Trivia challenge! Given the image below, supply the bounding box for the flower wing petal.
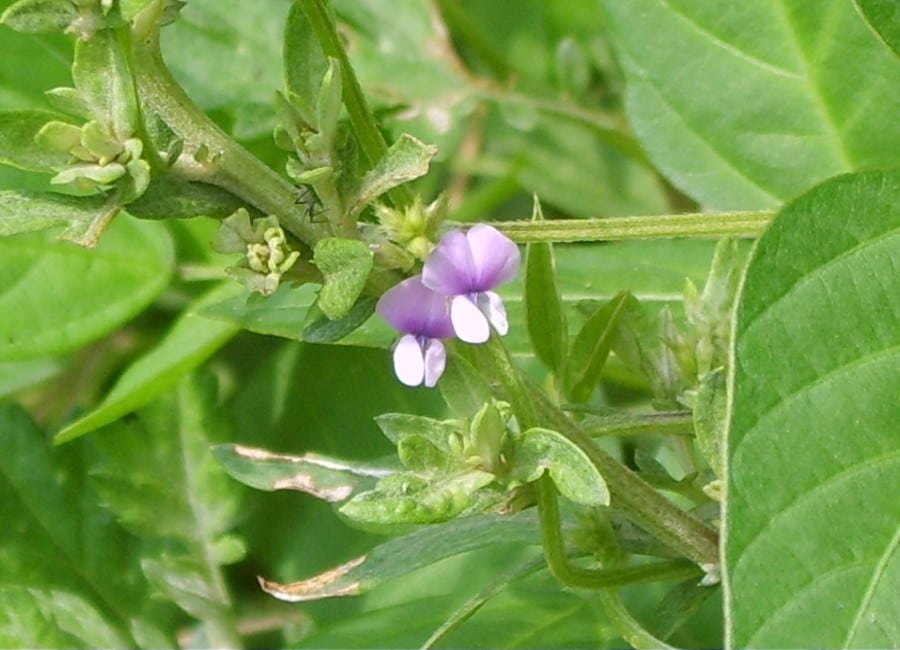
[422,229,475,295]
[422,339,447,387]
[479,290,509,336]
[465,224,520,290]
[377,276,452,337]
[393,334,425,386]
[450,295,490,343]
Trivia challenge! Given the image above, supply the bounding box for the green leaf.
[72,31,136,138]
[90,372,244,647]
[692,367,726,478]
[313,237,374,320]
[512,427,610,506]
[283,0,329,117]
[854,0,900,57]
[375,412,459,448]
[302,294,378,343]
[348,133,438,216]
[0,404,158,647]
[600,0,900,208]
[212,443,387,502]
[725,170,900,648]
[0,0,76,33]
[258,510,541,601]
[0,587,127,648]
[524,198,567,374]
[0,110,75,172]
[54,283,240,443]
[563,291,630,402]
[0,215,174,360]
[339,470,495,525]
[125,174,248,220]
[0,356,63,398]
[438,353,494,418]
[0,190,113,237]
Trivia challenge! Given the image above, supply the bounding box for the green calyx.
[375,193,446,262]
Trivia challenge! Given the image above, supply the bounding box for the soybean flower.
[376,276,454,387]
[422,224,520,343]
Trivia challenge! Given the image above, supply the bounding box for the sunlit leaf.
[725,170,900,648]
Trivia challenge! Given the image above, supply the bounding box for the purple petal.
[422,229,476,295]
[422,338,446,387]
[465,225,520,291]
[377,276,454,338]
[393,334,425,386]
[450,295,490,343]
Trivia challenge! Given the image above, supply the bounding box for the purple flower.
[422,224,520,343]
[376,276,454,387]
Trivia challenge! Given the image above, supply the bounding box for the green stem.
[460,336,719,566]
[595,588,675,650]
[536,475,701,589]
[491,210,773,243]
[299,0,414,208]
[576,410,695,438]
[129,27,328,246]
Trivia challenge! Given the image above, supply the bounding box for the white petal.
[450,295,490,343]
[479,291,509,335]
[393,334,425,386]
[422,339,447,387]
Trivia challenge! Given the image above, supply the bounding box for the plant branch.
[490,210,773,242]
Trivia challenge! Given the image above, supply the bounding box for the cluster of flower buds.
[376,224,520,387]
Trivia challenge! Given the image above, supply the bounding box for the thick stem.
[130,27,328,246]
[461,336,719,566]
[577,410,695,438]
[492,210,773,243]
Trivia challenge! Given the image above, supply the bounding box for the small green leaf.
[524,197,567,375]
[0,0,76,34]
[0,190,112,237]
[259,510,541,601]
[348,134,437,216]
[339,470,495,525]
[0,110,75,172]
[316,57,343,146]
[692,368,726,479]
[125,174,248,220]
[513,427,610,507]
[72,31,136,139]
[854,0,900,57]
[0,215,173,361]
[302,294,379,343]
[283,1,329,119]
[397,434,455,473]
[54,283,240,443]
[375,412,459,448]
[563,291,630,402]
[726,170,900,648]
[313,237,374,320]
[212,443,386,502]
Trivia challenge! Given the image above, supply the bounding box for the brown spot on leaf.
[271,473,354,502]
[258,555,367,602]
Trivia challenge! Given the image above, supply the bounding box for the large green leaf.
[90,372,245,646]
[0,404,167,647]
[0,214,173,360]
[854,0,900,57]
[55,283,240,443]
[725,170,900,647]
[600,0,900,209]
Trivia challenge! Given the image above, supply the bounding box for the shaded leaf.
[600,0,900,208]
[212,443,388,502]
[260,510,541,601]
[854,0,900,57]
[0,109,74,172]
[0,190,111,237]
[0,214,173,360]
[54,283,241,443]
[725,170,900,648]
[283,1,329,114]
[524,197,566,374]
[563,291,629,402]
[313,237,374,320]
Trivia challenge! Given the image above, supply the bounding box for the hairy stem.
[492,210,773,242]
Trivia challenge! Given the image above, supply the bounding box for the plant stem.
[595,587,676,650]
[536,475,701,589]
[460,336,719,566]
[129,27,328,246]
[299,0,414,208]
[576,410,695,438]
[491,210,773,242]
